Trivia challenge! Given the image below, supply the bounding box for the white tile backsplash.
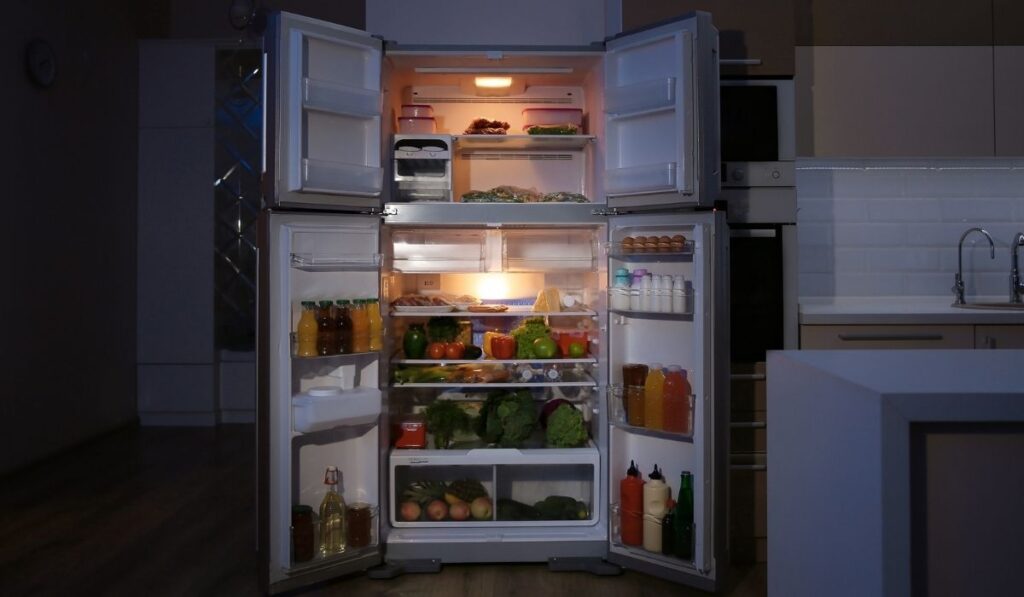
[797,158,1024,298]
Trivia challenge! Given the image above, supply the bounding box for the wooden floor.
[0,426,765,596]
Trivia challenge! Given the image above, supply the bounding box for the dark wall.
[139,0,366,38]
[1,0,140,473]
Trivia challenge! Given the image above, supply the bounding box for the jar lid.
[307,386,342,396]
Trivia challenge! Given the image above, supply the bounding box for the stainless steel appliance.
[392,134,453,202]
[719,78,795,190]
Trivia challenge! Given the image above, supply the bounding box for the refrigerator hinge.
[592,208,622,217]
[379,207,398,219]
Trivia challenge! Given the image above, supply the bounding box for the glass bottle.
[351,299,370,353]
[674,471,694,560]
[662,365,691,434]
[644,364,666,430]
[334,299,354,354]
[661,499,677,556]
[297,301,318,357]
[316,300,338,356]
[367,298,383,352]
[319,466,347,556]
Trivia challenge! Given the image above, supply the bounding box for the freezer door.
[604,210,729,590]
[603,12,720,211]
[265,12,385,211]
[258,211,385,593]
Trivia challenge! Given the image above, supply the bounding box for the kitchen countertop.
[799,296,1024,325]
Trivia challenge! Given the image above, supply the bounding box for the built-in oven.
[720,78,795,189]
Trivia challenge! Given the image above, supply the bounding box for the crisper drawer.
[390,447,600,528]
[799,324,974,350]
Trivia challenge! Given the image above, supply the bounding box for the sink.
[952,302,1024,310]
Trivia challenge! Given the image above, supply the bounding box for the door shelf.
[608,421,694,443]
[608,504,695,569]
[303,77,380,118]
[302,158,383,197]
[608,240,695,261]
[605,162,677,196]
[454,134,595,152]
[604,77,676,117]
[284,534,379,575]
[608,386,694,442]
[292,387,381,433]
[290,252,382,271]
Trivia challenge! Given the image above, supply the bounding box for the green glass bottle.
[674,471,694,560]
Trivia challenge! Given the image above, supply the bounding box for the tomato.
[567,341,586,358]
[532,337,558,359]
[444,342,465,360]
[491,335,516,360]
[426,342,447,360]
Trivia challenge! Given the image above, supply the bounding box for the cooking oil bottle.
[319,466,346,556]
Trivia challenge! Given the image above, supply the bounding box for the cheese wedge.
[533,288,561,312]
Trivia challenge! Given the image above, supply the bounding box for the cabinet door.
[622,0,795,76]
[265,12,384,211]
[994,47,1024,156]
[604,12,719,210]
[975,325,1024,349]
[800,324,974,350]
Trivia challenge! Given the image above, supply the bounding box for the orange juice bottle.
[297,301,318,357]
[644,364,665,430]
[351,299,370,353]
[367,298,383,352]
[662,365,692,434]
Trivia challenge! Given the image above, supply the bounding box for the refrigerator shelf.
[392,357,596,366]
[390,440,599,463]
[290,252,382,271]
[392,381,597,389]
[389,308,597,318]
[291,350,380,361]
[609,308,694,319]
[454,134,595,152]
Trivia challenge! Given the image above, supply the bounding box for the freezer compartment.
[390,447,599,528]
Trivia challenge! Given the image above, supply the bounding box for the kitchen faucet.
[1011,232,1024,303]
[952,227,995,305]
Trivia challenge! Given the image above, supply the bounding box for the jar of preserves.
[291,505,315,563]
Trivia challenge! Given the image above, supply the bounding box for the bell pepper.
[491,334,516,360]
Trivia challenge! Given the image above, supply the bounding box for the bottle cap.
[649,464,663,481]
[650,363,663,371]
[318,300,333,308]
[615,268,629,276]
[627,460,640,477]
[336,299,350,305]
[667,365,682,372]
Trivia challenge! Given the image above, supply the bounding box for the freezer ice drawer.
[292,386,381,433]
[605,78,675,116]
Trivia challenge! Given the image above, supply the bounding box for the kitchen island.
[766,349,1024,597]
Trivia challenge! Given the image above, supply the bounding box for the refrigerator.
[257,10,728,595]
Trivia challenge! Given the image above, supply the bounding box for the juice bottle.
[334,300,354,354]
[622,363,648,427]
[351,299,370,353]
[319,466,346,556]
[316,300,338,356]
[367,298,383,352]
[644,364,666,430]
[619,460,644,546]
[662,365,692,434]
[296,301,318,357]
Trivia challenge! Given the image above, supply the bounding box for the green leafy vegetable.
[526,125,580,135]
[533,495,589,520]
[426,316,459,343]
[545,403,589,448]
[425,400,471,449]
[476,389,538,448]
[510,317,550,359]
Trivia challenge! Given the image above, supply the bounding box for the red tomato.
[426,342,446,360]
[445,342,465,360]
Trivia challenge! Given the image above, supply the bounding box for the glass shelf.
[392,357,596,366]
[454,134,595,151]
[389,308,597,318]
[394,381,597,389]
[290,252,382,272]
[608,308,693,319]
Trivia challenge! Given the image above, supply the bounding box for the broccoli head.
[545,403,588,448]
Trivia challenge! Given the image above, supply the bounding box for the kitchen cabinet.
[802,324,1024,349]
[994,47,1024,156]
[794,0,992,46]
[975,325,1024,349]
[794,46,994,157]
[622,0,795,76]
[994,0,1024,44]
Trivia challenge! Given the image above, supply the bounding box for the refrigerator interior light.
[474,76,513,89]
[476,273,513,300]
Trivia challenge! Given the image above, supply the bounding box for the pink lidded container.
[521,108,583,127]
[401,104,433,118]
[398,117,436,134]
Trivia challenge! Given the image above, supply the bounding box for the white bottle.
[658,275,672,312]
[641,274,654,312]
[672,275,686,313]
[642,464,670,553]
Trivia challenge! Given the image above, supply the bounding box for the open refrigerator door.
[604,210,728,591]
[258,211,385,594]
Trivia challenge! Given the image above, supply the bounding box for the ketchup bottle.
[620,460,644,546]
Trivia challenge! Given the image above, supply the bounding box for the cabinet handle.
[730,373,766,381]
[720,58,763,66]
[730,464,767,471]
[836,333,944,342]
[730,422,766,429]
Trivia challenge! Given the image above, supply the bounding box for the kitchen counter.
[799,296,1024,325]
[766,350,1024,597]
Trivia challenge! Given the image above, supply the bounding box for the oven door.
[729,224,797,362]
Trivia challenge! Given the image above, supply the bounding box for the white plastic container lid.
[306,386,343,397]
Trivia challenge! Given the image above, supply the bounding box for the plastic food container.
[401,104,433,118]
[394,414,427,448]
[521,108,583,126]
[398,117,436,134]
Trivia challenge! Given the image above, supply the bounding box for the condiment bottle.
[334,299,354,354]
[675,471,694,560]
[642,464,669,552]
[319,466,346,556]
[662,365,692,434]
[316,300,338,356]
[297,301,318,357]
[367,298,383,351]
[644,364,666,430]
[619,460,644,546]
[350,299,370,353]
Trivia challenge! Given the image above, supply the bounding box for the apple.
[470,496,492,521]
[399,501,421,522]
[426,499,448,521]
[449,501,471,521]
